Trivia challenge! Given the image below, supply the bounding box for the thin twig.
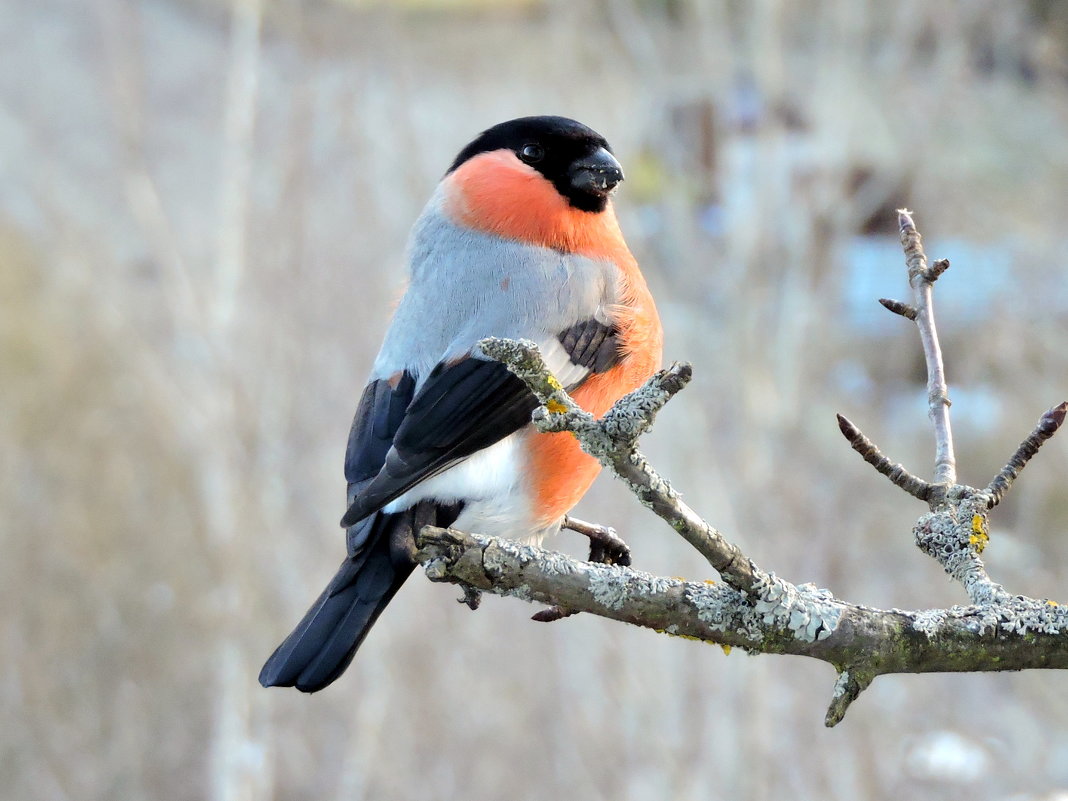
[888,213,1013,602]
[825,670,873,728]
[986,402,1068,508]
[878,298,917,320]
[836,414,932,500]
[899,209,957,488]
[477,337,766,596]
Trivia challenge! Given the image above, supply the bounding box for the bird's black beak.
[569,147,625,198]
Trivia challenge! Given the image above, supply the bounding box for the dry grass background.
[5,1,1068,799]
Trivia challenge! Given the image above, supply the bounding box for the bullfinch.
[260,116,662,692]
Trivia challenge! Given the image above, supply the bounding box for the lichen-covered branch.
[415,526,1068,724]
[419,213,1068,728]
[911,489,1011,606]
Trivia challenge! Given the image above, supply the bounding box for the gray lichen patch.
[911,608,949,638]
[479,536,540,580]
[481,534,578,577]
[684,581,765,642]
[476,337,547,388]
[538,550,580,576]
[587,564,681,610]
[831,670,851,699]
[598,379,675,441]
[750,573,843,642]
[911,598,1068,639]
[531,404,593,436]
[981,597,1068,637]
[913,492,1011,605]
[571,424,616,465]
[626,451,680,502]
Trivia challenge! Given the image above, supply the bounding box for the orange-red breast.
[260,116,662,692]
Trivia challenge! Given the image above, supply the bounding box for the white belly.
[382,433,559,542]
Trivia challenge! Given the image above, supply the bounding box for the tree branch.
[415,526,1068,725]
[899,209,957,489]
[410,212,1068,727]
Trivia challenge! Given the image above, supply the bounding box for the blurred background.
[6,0,1068,798]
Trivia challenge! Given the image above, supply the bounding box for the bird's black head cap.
[447,116,623,213]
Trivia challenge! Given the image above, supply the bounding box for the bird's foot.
[533,517,630,623]
[457,584,482,611]
[563,515,632,566]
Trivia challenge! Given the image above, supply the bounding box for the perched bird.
[260,116,662,692]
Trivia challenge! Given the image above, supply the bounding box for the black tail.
[259,502,460,692]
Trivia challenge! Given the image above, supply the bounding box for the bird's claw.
[563,515,632,566]
[457,584,482,610]
[532,517,631,624]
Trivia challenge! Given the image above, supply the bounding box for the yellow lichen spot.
[720,645,732,656]
[545,375,564,392]
[1048,600,1060,607]
[657,629,705,642]
[704,579,716,585]
[970,514,989,553]
[546,398,568,414]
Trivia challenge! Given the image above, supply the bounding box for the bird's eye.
[519,143,545,164]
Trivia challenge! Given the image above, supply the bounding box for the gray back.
[373,186,620,386]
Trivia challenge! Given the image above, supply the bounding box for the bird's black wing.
[340,356,538,528]
[340,317,621,530]
[344,372,416,500]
